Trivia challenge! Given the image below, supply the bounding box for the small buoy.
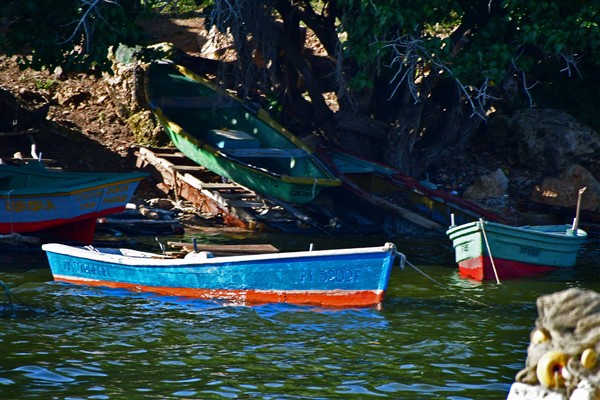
[531,329,550,344]
[536,350,568,388]
[581,348,597,369]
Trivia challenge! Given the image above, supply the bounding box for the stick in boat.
[479,218,501,285]
[571,187,587,233]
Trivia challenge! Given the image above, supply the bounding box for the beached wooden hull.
[146,61,340,204]
[319,148,507,231]
[446,221,587,280]
[0,164,146,243]
[42,243,398,307]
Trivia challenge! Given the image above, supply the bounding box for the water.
[1,231,599,399]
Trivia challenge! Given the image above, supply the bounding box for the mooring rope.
[1,280,35,315]
[479,218,501,285]
[515,288,600,392]
[394,249,491,308]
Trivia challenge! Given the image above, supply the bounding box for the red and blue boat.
[0,163,146,244]
[317,147,508,231]
[42,242,399,307]
[446,220,587,281]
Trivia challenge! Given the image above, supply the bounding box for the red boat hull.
[0,205,125,244]
[458,256,556,281]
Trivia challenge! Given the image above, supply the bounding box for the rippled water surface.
[1,232,599,399]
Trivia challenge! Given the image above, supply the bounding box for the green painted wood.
[145,61,340,204]
[447,221,587,268]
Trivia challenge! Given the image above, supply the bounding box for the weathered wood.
[170,165,209,172]
[199,182,241,189]
[135,146,260,230]
[134,146,338,234]
[363,191,443,230]
[167,241,280,256]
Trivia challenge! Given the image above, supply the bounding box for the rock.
[56,90,91,106]
[462,168,509,201]
[490,109,600,176]
[530,164,600,211]
[126,110,166,146]
[201,26,237,60]
[103,45,169,146]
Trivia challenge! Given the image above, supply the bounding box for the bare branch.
[510,56,539,108]
[380,34,498,120]
[59,0,124,53]
[560,53,583,78]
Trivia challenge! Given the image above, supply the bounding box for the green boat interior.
[149,63,328,178]
[0,166,66,190]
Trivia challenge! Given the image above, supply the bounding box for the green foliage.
[33,78,58,91]
[338,0,469,92]
[530,57,600,132]
[140,0,207,17]
[1,0,146,72]
[336,0,600,106]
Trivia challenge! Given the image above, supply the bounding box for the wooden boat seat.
[224,148,308,158]
[153,96,240,109]
[206,129,260,149]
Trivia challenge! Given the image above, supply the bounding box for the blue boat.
[42,242,399,307]
[1,163,146,244]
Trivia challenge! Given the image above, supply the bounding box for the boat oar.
[479,218,501,285]
[571,187,587,234]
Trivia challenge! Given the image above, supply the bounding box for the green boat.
[145,61,341,204]
[446,220,587,281]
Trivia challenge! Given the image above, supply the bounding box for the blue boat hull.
[42,243,398,307]
[1,164,146,243]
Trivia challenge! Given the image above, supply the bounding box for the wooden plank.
[179,172,260,228]
[134,146,263,230]
[153,152,187,159]
[218,192,258,199]
[171,165,208,172]
[167,242,280,256]
[199,182,242,189]
[137,146,178,171]
[364,190,443,230]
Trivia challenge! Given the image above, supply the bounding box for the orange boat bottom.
[54,276,386,308]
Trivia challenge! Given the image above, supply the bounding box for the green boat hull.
[146,61,340,204]
[446,221,587,280]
